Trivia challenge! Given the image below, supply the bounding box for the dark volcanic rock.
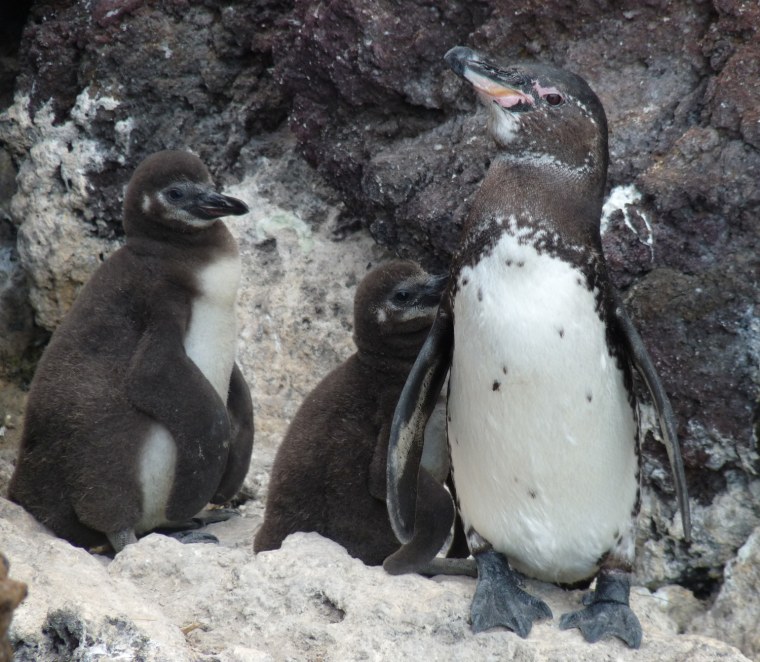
[13,0,292,233]
[274,0,491,263]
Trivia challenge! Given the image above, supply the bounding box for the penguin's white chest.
[137,253,241,532]
[448,231,638,584]
[183,254,242,399]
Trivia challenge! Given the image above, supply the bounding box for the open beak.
[445,46,533,109]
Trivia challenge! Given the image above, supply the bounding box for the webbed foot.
[191,507,240,527]
[156,507,240,534]
[471,550,552,636]
[166,530,220,545]
[559,570,642,648]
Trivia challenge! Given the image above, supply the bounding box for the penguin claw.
[559,602,642,649]
[470,550,553,636]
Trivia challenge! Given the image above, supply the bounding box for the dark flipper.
[387,309,453,544]
[383,468,460,575]
[471,549,553,636]
[559,569,642,649]
[416,557,477,577]
[612,293,691,541]
[212,362,255,504]
[446,477,471,560]
[125,300,231,521]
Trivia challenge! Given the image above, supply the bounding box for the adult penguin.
[387,48,690,648]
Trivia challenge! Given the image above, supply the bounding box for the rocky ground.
[0,1,758,660]
[0,497,755,662]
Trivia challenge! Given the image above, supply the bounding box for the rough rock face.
[0,554,26,662]
[0,0,758,659]
[1,0,291,331]
[694,526,760,657]
[0,499,753,661]
[0,553,27,662]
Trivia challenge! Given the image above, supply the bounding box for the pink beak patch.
[463,69,534,108]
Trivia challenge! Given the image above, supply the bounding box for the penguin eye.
[166,188,184,201]
[393,290,411,303]
[543,93,564,106]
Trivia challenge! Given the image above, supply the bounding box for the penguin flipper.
[387,309,453,544]
[212,362,255,504]
[612,294,691,541]
[383,467,461,575]
[125,308,231,518]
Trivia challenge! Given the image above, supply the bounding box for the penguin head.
[123,151,249,239]
[353,260,446,359]
[445,47,608,180]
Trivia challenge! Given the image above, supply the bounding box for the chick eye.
[393,290,410,303]
[544,93,564,106]
[167,188,183,200]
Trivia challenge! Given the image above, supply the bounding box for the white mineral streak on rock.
[3,91,122,330]
[601,183,654,252]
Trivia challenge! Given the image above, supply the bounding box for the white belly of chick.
[137,253,241,531]
[183,254,241,400]
[448,232,638,584]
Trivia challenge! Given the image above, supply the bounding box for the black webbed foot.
[165,530,220,545]
[156,507,240,533]
[559,570,642,649]
[471,550,553,636]
[190,507,240,527]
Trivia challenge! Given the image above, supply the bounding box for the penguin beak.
[191,191,250,219]
[418,273,448,306]
[445,46,533,109]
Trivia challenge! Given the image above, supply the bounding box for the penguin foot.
[559,570,642,649]
[157,508,240,533]
[106,528,138,554]
[165,530,220,545]
[471,550,552,636]
[191,507,240,526]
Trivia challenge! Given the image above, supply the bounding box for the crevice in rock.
[0,2,31,111]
